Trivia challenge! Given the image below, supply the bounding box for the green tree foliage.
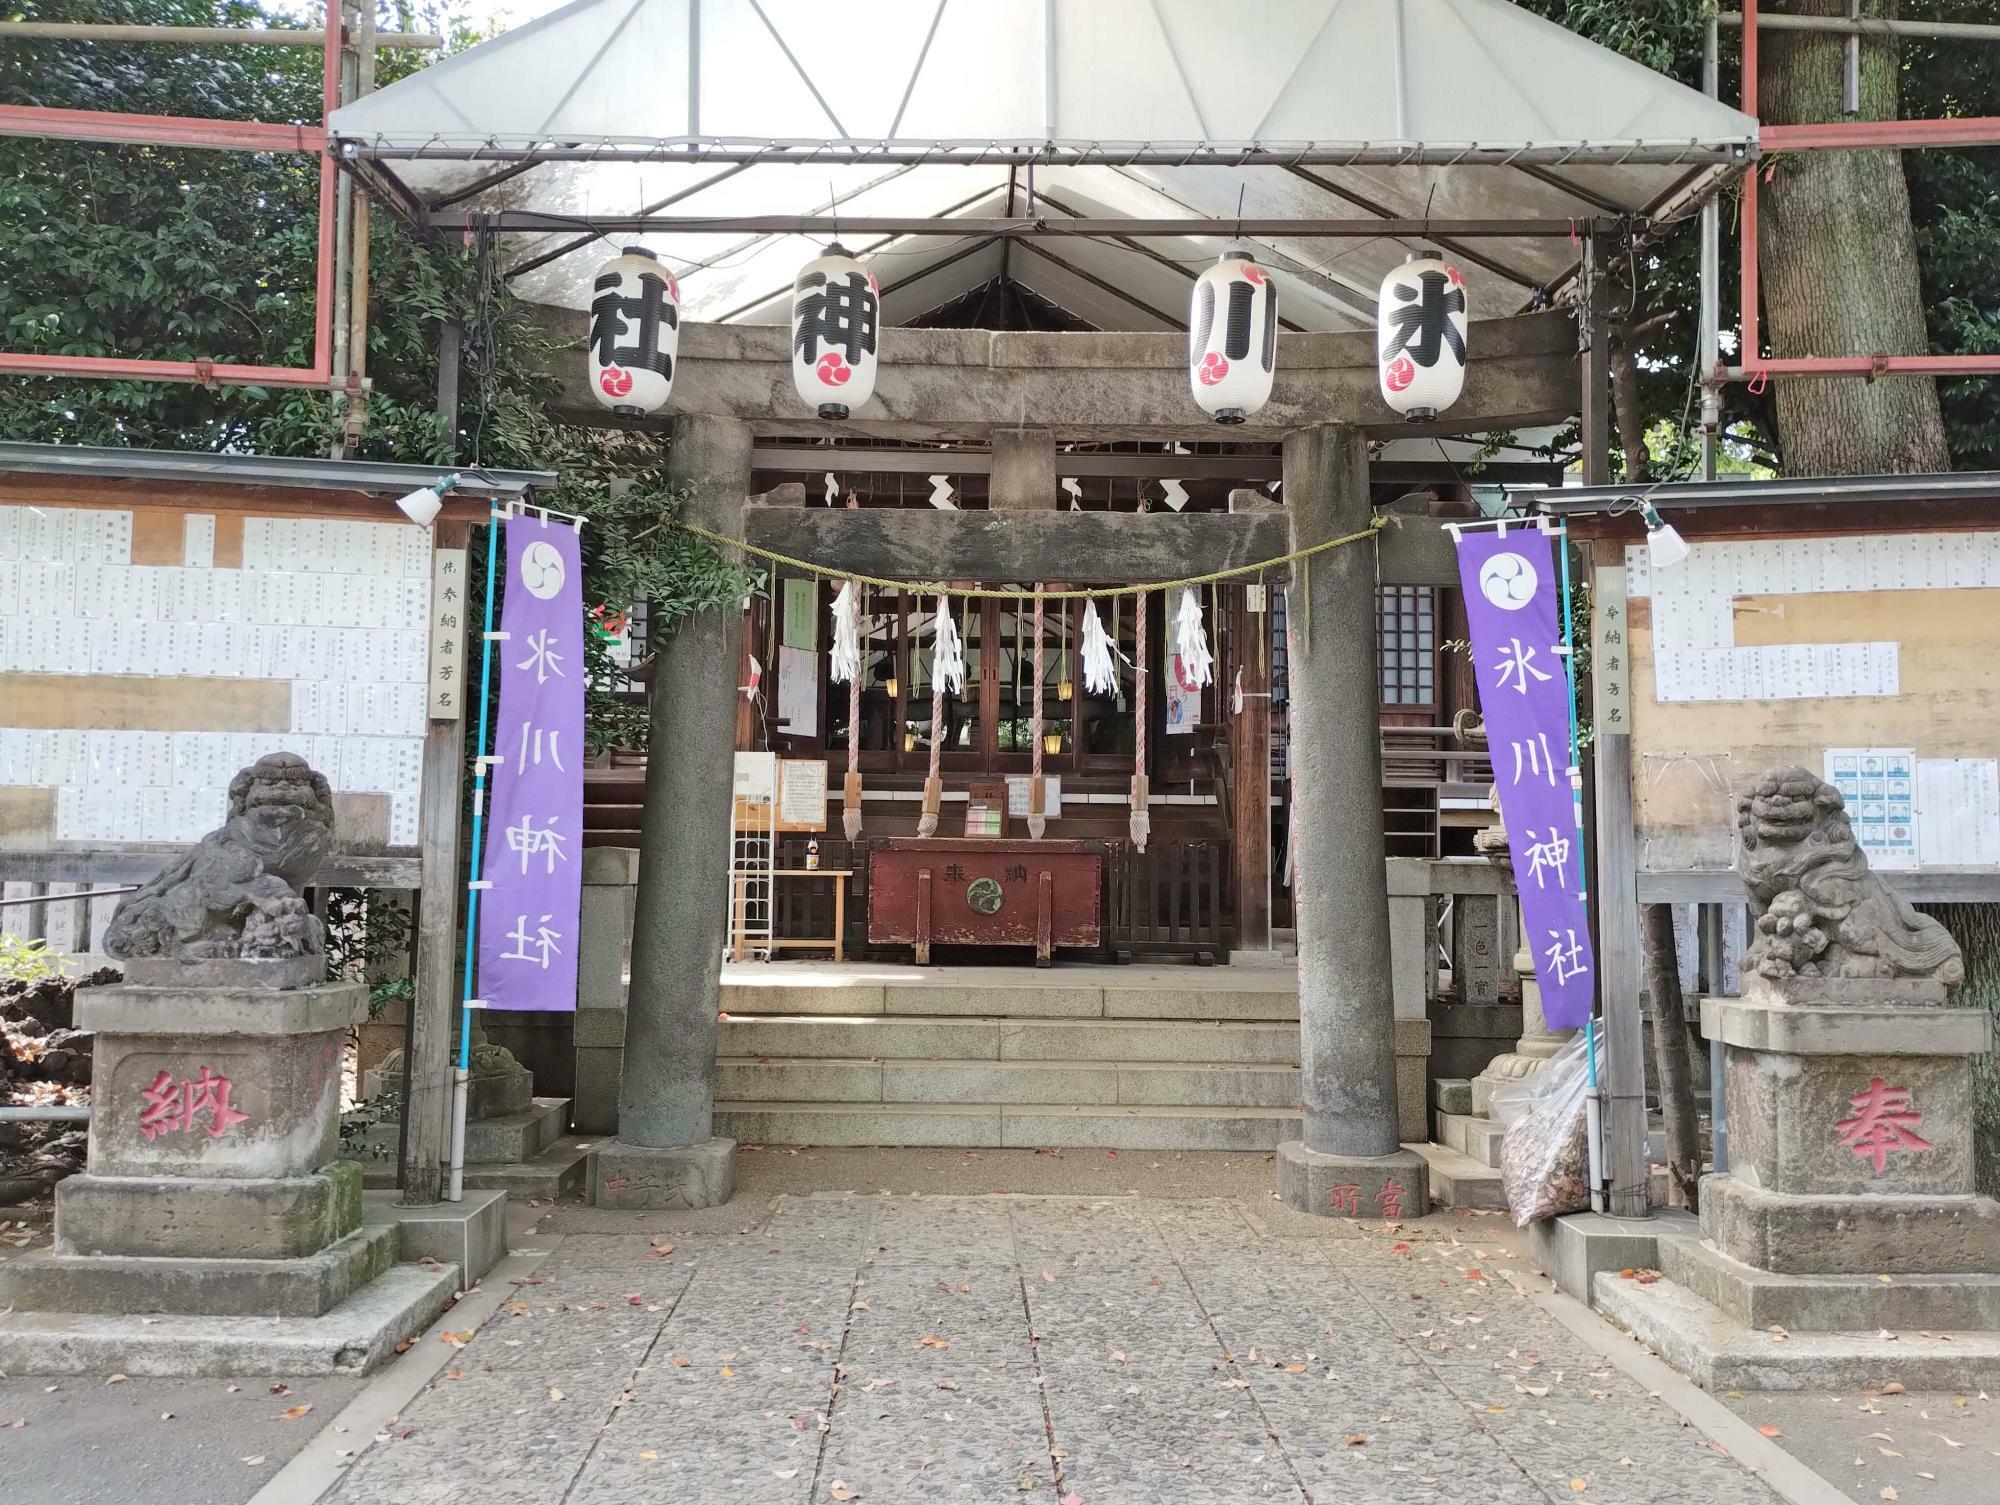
[1520,1,1998,475]
[0,0,750,746]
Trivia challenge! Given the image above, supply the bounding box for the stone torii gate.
[573,311,1581,1217]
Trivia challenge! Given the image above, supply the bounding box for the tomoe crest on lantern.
[792,244,879,420]
[588,248,679,417]
[1189,251,1277,424]
[1378,250,1467,421]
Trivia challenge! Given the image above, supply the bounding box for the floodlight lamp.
[1642,502,1689,570]
[396,472,460,528]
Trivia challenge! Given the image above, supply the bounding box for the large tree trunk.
[1642,902,1703,1211]
[1758,1,1949,474]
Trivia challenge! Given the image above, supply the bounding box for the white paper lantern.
[1189,251,1277,424]
[587,248,679,417]
[1377,250,1467,421]
[791,244,880,419]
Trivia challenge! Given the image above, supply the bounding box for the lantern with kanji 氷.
[587,248,679,417]
[1377,250,1468,421]
[791,244,880,419]
[1189,250,1277,424]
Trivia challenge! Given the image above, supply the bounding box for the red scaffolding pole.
[0,20,340,390]
[1732,0,2000,384]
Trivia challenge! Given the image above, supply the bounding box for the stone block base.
[1434,1077,1474,1116]
[1701,1173,2000,1276]
[1594,1268,2000,1392]
[0,1263,458,1377]
[1662,1233,2000,1333]
[363,1188,507,1284]
[591,1137,736,1209]
[1274,1141,1430,1220]
[0,1223,397,1319]
[1527,1209,1701,1306]
[54,1161,361,1260]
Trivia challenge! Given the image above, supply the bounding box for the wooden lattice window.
[1376,585,1437,709]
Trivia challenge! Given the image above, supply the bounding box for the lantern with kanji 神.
[791,244,879,419]
[1189,250,1277,424]
[1378,250,1467,421]
[587,248,679,417]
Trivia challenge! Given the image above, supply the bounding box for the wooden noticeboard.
[1612,529,2000,884]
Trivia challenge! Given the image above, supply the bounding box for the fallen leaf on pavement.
[1346,1435,1368,1446]
[1757,1424,1782,1438]
[936,1380,959,1391]
[104,1374,128,1385]
[279,1405,313,1420]
[240,1456,265,1467]
[831,1482,861,1500]
[440,1331,473,1347]
[549,1388,566,1402]
[1060,1494,1082,1505]
[1042,1271,1055,1283]
[1570,1480,1587,1494]
[917,1334,951,1350]
[1881,1490,1899,1501]
[672,1356,692,1367]
[640,1450,658,1461]
[1935,1433,1964,1449]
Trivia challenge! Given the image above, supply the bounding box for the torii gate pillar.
[593,414,751,1209]
[1275,424,1430,1220]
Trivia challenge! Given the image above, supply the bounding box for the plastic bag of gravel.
[1498,1031,1599,1227]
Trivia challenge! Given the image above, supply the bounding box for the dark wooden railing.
[1106,840,1229,963]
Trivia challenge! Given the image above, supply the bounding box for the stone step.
[0,1262,460,1378]
[714,1100,1299,1151]
[1593,1270,2000,1392]
[1434,1109,1506,1168]
[718,1014,1301,1064]
[720,970,1300,1021]
[1411,1141,1508,1211]
[716,1056,1301,1108]
[357,1136,593,1201]
[462,1096,569,1164]
[460,1137,593,1202]
[0,1223,399,1320]
[1661,1233,2000,1334]
[1434,1077,1474,1116]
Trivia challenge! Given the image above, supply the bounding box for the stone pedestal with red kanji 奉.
[1698,976,1998,1278]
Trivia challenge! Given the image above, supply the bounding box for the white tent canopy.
[331,0,1755,333]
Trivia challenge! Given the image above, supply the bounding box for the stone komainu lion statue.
[104,753,335,962]
[1737,766,1963,990]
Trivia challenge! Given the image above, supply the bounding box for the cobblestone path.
[322,1197,1788,1505]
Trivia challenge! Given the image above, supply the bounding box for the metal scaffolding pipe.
[1719,10,2000,43]
[0,22,440,47]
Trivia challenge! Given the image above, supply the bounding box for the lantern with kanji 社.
[791,244,879,419]
[1377,250,1467,421]
[587,248,679,417]
[1189,251,1277,424]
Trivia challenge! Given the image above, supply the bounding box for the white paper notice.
[1005,774,1061,819]
[1916,758,2000,868]
[777,758,828,830]
[776,644,819,737]
[1824,747,1919,870]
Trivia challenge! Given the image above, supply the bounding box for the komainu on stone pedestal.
[102,753,334,962]
[1736,766,1963,988]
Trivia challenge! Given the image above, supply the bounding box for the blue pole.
[457,510,504,1075]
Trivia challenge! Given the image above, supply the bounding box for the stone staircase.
[713,967,1311,1151]
[1416,1075,1509,1210]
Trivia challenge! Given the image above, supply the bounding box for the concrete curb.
[1516,1269,1863,1505]
[243,1231,564,1505]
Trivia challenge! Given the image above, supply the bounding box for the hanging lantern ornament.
[1189,250,1278,424]
[588,247,679,418]
[792,243,880,420]
[1377,250,1468,421]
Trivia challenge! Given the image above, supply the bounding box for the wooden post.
[1589,555,1649,1217]
[1229,591,1272,953]
[401,517,470,1205]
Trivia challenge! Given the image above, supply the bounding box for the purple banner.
[476,514,584,1012]
[1454,527,1595,1030]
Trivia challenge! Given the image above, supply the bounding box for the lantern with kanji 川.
[587,247,679,417]
[1189,251,1277,424]
[792,244,880,419]
[1377,250,1467,421]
